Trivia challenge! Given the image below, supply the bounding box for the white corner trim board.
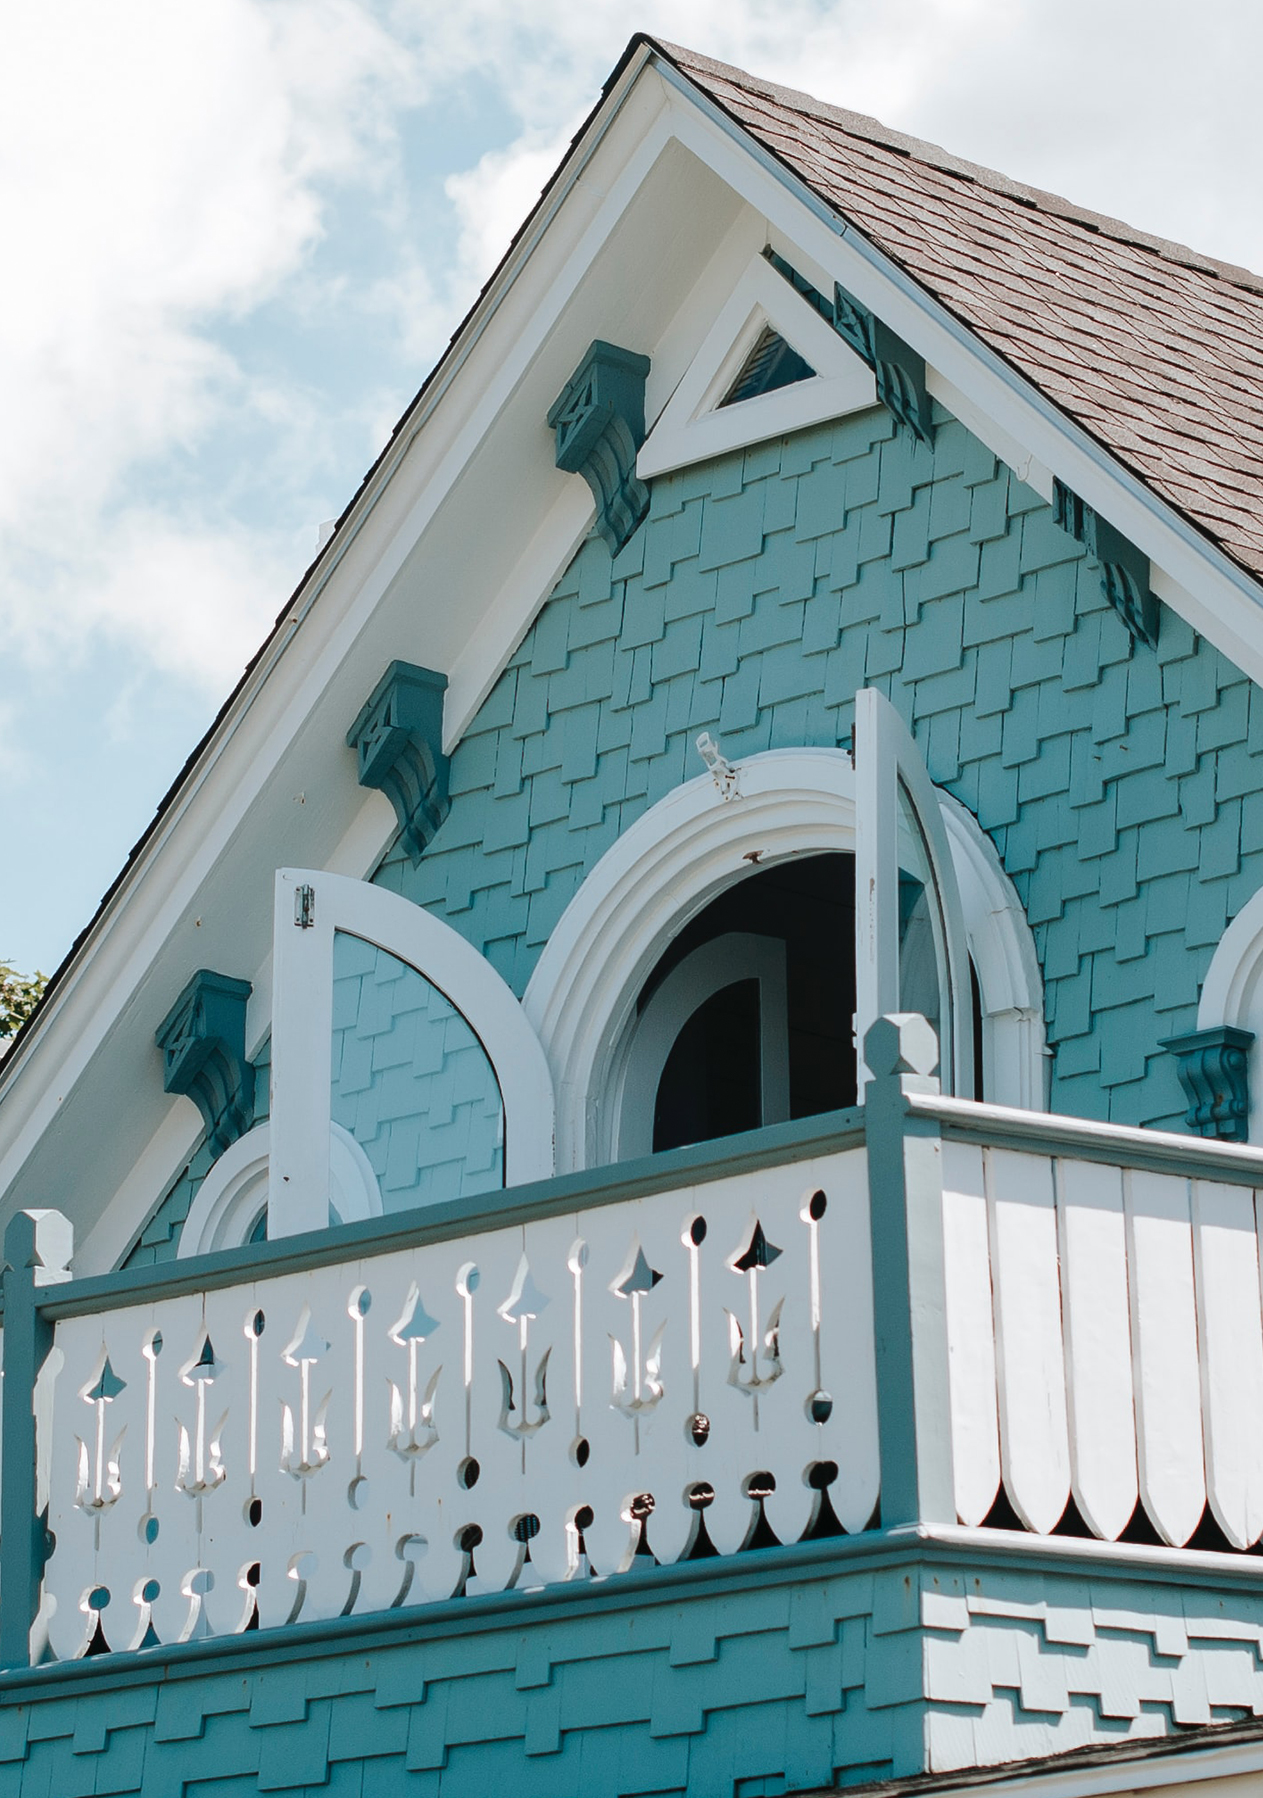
[637,250,877,478]
[177,1121,382,1258]
[524,742,1045,1172]
[269,870,555,1237]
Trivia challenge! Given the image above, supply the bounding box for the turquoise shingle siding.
[6,1545,1263,1793]
[330,931,503,1209]
[375,402,1259,1133]
[126,397,1263,1270]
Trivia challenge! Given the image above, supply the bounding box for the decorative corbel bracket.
[548,340,651,556]
[347,661,450,864]
[1054,480,1160,648]
[1162,1024,1255,1142]
[157,971,255,1157]
[763,249,933,445]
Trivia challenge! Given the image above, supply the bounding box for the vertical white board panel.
[1055,1158,1136,1541]
[941,1138,1000,1526]
[1125,1169,1205,1546]
[1192,1180,1263,1548]
[986,1147,1070,1533]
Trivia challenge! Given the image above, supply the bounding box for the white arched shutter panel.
[854,687,974,1094]
[269,869,555,1239]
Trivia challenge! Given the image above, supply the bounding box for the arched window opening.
[626,857,856,1157]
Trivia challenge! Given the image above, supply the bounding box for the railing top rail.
[32,1105,866,1324]
[917,1091,1263,1185]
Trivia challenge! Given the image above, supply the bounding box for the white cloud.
[0,0,408,687]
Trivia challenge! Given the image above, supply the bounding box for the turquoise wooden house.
[6,34,1263,1798]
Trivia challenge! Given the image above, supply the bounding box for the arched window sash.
[269,869,554,1238]
[854,687,974,1096]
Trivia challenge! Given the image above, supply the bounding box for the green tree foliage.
[0,962,47,1044]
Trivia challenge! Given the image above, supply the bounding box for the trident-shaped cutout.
[497,1256,551,1444]
[279,1308,331,1481]
[610,1239,666,1446]
[176,1332,229,1498]
[387,1283,441,1463]
[726,1218,784,1418]
[75,1351,127,1515]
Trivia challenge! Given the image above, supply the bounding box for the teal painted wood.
[331,930,503,1207]
[154,970,255,1156]
[121,1038,272,1270]
[371,402,1263,1137]
[0,1214,63,1669]
[6,1535,1263,1793]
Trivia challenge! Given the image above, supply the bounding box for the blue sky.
[4,0,1262,978]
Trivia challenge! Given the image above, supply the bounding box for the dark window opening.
[718,327,816,408]
[644,854,856,1153]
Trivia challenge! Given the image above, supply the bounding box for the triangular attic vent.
[639,252,876,480]
[719,327,815,408]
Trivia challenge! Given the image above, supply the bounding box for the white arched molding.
[524,747,1046,1172]
[177,1121,382,1258]
[616,931,790,1158]
[270,869,554,1237]
[1196,887,1263,1144]
[940,793,1049,1112]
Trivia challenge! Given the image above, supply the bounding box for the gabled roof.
[658,39,1263,582]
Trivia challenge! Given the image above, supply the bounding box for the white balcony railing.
[26,1136,875,1660]
[8,1015,1263,1668]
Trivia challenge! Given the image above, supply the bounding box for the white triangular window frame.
[638,252,877,479]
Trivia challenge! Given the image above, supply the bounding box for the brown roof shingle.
[657,39,1263,582]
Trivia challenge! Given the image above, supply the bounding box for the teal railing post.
[1,1209,73,1668]
[863,1014,955,1528]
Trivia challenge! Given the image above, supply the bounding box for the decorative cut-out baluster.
[497,1256,551,1458]
[609,1240,665,1453]
[386,1284,441,1484]
[727,1219,784,1425]
[279,1309,330,1488]
[75,1352,127,1521]
[176,1332,228,1502]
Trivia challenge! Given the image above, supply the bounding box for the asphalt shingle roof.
[658,40,1263,582]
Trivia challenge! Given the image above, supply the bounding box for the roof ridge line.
[649,36,1263,298]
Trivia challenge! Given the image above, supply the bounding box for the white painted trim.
[615,931,790,1157]
[525,745,1036,1171]
[270,870,554,1236]
[637,251,875,477]
[940,793,1048,1110]
[855,688,974,1095]
[1195,882,1263,1144]
[1198,884,1263,1031]
[176,1120,382,1258]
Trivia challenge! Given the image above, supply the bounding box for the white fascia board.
[908,1735,1263,1798]
[654,62,1263,689]
[74,1103,206,1277]
[0,59,676,1220]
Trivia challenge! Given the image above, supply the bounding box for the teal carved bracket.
[1162,1025,1255,1142]
[156,971,255,1156]
[1055,480,1160,648]
[764,248,933,445]
[347,661,450,864]
[548,341,651,556]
